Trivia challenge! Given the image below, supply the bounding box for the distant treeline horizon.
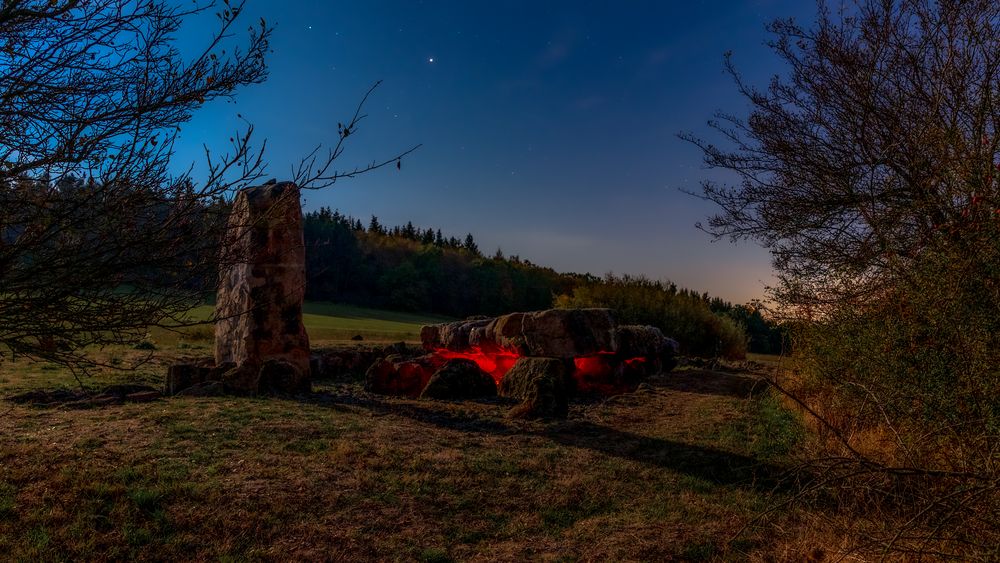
[303,207,785,357]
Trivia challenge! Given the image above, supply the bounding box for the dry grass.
[0,349,847,561]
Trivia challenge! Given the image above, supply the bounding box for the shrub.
[684,0,1000,554]
[784,234,1000,556]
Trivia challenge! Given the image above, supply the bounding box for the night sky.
[175,0,819,304]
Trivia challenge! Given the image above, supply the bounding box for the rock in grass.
[365,354,441,397]
[219,363,257,395]
[214,181,311,394]
[126,391,162,402]
[419,359,496,400]
[165,360,235,395]
[499,357,569,419]
[175,381,225,397]
[164,363,200,395]
[382,341,410,356]
[258,359,310,394]
[315,348,382,379]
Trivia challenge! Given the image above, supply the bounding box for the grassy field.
[150,302,453,347]
[0,308,841,561]
[302,302,454,342]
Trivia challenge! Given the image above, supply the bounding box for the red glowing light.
[429,348,651,395]
[573,353,616,380]
[623,357,647,368]
[433,347,521,383]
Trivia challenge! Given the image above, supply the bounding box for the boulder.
[659,342,679,373]
[467,324,490,349]
[420,359,497,400]
[365,354,442,398]
[214,181,310,394]
[382,341,410,357]
[258,359,310,394]
[164,363,202,395]
[125,391,162,403]
[164,360,235,395]
[417,309,680,398]
[364,357,396,392]
[419,324,440,349]
[520,308,616,358]
[423,319,489,351]
[574,354,650,396]
[479,312,528,353]
[614,325,668,358]
[175,381,225,397]
[220,363,258,395]
[499,357,569,419]
[614,326,679,375]
[421,318,492,351]
[422,308,617,358]
[314,348,383,378]
[88,396,121,407]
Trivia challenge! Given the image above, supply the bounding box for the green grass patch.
[27,526,50,550]
[417,547,453,563]
[680,540,718,561]
[302,302,453,341]
[0,481,16,521]
[716,391,805,461]
[282,437,329,454]
[127,487,164,514]
[151,301,452,344]
[540,499,614,532]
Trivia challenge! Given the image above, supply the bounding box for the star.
[428,57,434,63]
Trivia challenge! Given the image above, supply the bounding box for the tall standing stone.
[214,181,310,393]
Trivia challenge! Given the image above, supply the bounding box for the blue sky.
[174,0,819,304]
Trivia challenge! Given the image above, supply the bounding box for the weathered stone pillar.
[214,181,311,393]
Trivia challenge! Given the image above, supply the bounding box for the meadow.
[0,304,834,561]
[149,302,453,346]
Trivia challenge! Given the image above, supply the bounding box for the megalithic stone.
[214,181,311,393]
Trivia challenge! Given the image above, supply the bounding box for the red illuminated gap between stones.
[431,347,646,386]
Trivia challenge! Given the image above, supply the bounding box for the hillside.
[303,210,784,357]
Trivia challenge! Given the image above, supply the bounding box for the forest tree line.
[303,208,784,357]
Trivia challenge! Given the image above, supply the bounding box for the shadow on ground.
[5,369,789,492]
[304,387,786,491]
